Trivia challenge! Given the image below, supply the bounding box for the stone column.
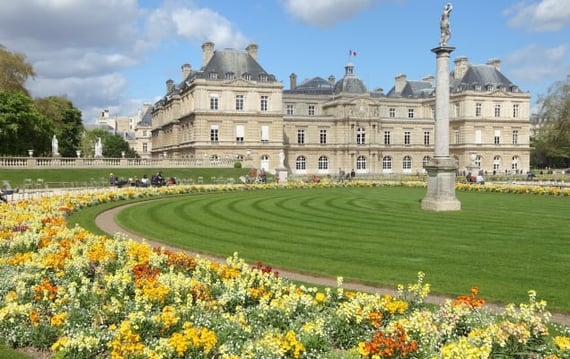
[421,46,461,211]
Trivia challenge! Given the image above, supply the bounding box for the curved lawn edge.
[90,184,570,325]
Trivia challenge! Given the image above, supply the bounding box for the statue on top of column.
[439,3,453,47]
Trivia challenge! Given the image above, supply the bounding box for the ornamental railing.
[0,157,235,169]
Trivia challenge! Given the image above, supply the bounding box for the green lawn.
[115,186,570,312]
[0,168,251,188]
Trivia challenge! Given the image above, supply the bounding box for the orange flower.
[452,286,485,309]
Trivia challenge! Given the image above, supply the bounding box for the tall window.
[286,104,294,115]
[210,95,219,110]
[142,143,148,153]
[384,131,391,145]
[402,155,412,171]
[319,129,327,144]
[308,104,315,116]
[261,125,269,142]
[423,131,430,145]
[512,104,519,118]
[512,156,519,171]
[454,103,460,117]
[512,129,519,144]
[494,129,500,144]
[297,129,305,144]
[295,156,306,170]
[210,125,219,143]
[422,156,430,168]
[235,95,244,111]
[408,108,414,118]
[389,108,396,118]
[494,103,501,117]
[260,95,268,112]
[404,131,411,145]
[493,155,501,170]
[475,103,482,117]
[236,125,244,143]
[318,156,328,170]
[382,156,392,170]
[356,156,366,170]
[475,129,482,144]
[454,130,459,144]
[356,127,366,145]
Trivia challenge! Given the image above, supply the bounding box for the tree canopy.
[81,129,138,158]
[0,90,54,156]
[0,44,35,96]
[34,96,84,157]
[532,77,570,168]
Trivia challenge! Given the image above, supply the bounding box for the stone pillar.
[421,46,461,211]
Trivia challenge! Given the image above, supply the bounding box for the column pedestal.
[421,158,461,211]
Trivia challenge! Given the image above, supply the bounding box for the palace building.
[150,42,531,176]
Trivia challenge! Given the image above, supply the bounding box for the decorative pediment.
[224,78,252,87]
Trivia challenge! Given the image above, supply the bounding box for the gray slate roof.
[285,77,333,95]
[451,64,521,92]
[333,62,367,95]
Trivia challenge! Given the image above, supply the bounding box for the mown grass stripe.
[116,186,570,312]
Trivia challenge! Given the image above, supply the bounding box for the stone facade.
[149,42,531,177]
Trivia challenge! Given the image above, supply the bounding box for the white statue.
[94,137,103,157]
[51,135,59,156]
[439,3,452,47]
[278,150,285,168]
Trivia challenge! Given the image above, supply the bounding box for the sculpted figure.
[439,3,453,47]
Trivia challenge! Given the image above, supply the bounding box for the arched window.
[296,156,306,171]
[382,156,392,170]
[403,155,412,172]
[356,127,366,145]
[422,156,431,168]
[356,155,366,170]
[493,155,501,170]
[318,156,328,170]
[511,156,519,171]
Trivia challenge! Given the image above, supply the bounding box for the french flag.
[349,49,357,57]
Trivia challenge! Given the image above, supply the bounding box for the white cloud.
[283,0,379,28]
[504,44,569,85]
[505,0,570,32]
[0,0,252,123]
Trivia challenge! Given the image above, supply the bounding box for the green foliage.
[34,96,84,157]
[533,77,570,168]
[0,45,35,96]
[0,90,54,156]
[233,161,242,168]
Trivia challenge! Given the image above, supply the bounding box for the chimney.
[246,44,259,61]
[394,73,407,94]
[181,63,191,80]
[422,75,434,84]
[289,73,297,91]
[201,41,215,68]
[166,79,174,93]
[328,75,336,86]
[453,56,469,80]
[486,58,501,71]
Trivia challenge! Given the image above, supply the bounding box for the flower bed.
[1,182,569,358]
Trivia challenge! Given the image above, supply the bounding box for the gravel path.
[95,204,570,326]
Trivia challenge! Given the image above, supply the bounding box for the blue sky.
[0,0,569,123]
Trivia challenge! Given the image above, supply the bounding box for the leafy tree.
[0,90,54,156]
[34,96,84,157]
[0,44,35,96]
[81,129,138,158]
[533,77,570,168]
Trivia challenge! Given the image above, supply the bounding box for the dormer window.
[259,73,268,82]
[225,72,235,80]
[473,83,481,91]
[209,72,218,80]
[486,84,493,91]
[242,73,251,81]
